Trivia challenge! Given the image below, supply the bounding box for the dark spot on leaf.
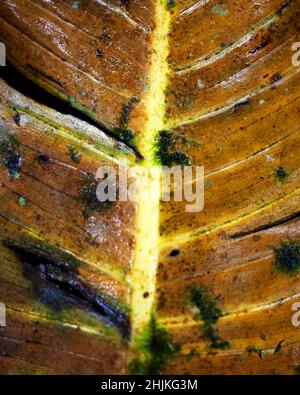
[96,48,104,57]
[37,153,50,164]
[270,73,282,88]
[169,248,180,257]
[13,113,21,125]
[275,166,289,182]
[273,239,300,276]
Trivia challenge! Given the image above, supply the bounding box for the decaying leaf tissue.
[0,0,299,376]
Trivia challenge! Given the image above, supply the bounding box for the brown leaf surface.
[0,0,299,374]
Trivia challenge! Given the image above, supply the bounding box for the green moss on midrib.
[128,312,180,375]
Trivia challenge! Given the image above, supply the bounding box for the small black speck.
[96,48,104,57]
[169,248,180,257]
[270,73,282,87]
[13,113,21,125]
[38,154,50,164]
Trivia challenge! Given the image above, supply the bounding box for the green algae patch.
[0,129,22,180]
[187,285,231,351]
[275,166,289,182]
[67,96,77,106]
[111,126,136,148]
[166,0,176,10]
[72,1,81,9]
[79,175,115,217]
[67,144,81,163]
[273,239,300,276]
[128,313,180,375]
[110,96,140,150]
[120,96,140,128]
[211,4,229,16]
[155,130,191,166]
[18,196,26,206]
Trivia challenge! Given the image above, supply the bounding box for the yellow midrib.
[129,1,171,344]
